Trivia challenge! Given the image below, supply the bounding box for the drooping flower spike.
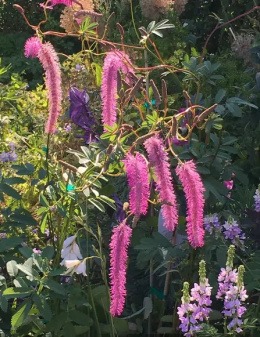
[24,37,42,59]
[144,134,178,232]
[123,153,150,217]
[101,50,134,131]
[176,160,205,248]
[51,0,73,6]
[109,220,132,316]
[38,42,62,134]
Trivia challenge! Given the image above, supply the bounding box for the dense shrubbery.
[0,0,260,336]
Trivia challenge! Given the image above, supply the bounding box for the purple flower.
[78,127,99,144]
[223,218,245,247]
[0,151,18,162]
[254,187,260,212]
[33,248,42,254]
[204,213,222,236]
[64,123,72,132]
[9,142,15,151]
[112,194,126,223]
[0,233,7,238]
[69,87,95,129]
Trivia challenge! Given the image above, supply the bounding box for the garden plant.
[0,0,260,336]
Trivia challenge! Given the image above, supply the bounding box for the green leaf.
[69,310,93,326]
[39,193,49,207]
[40,213,49,234]
[7,260,18,277]
[157,327,174,334]
[89,198,105,212]
[42,246,54,260]
[33,294,52,321]
[62,323,76,337]
[12,163,35,175]
[44,279,66,295]
[3,177,26,185]
[74,326,90,335]
[0,183,21,200]
[11,299,32,329]
[19,246,33,259]
[0,237,23,252]
[10,213,38,226]
[226,103,242,117]
[98,195,116,210]
[0,294,8,312]
[215,89,226,103]
[3,287,33,299]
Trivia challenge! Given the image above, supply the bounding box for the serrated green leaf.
[44,279,66,295]
[3,287,33,299]
[11,299,31,329]
[33,294,52,321]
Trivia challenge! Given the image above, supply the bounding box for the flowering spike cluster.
[178,261,212,337]
[254,185,260,212]
[176,160,205,248]
[223,217,245,248]
[24,37,42,59]
[203,213,222,237]
[51,0,72,6]
[216,246,248,334]
[109,220,132,316]
[123,153,149,217]
[101,50,134,131]
[144,135,178,231]
[38,42,62,134]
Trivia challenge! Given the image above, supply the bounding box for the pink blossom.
[109,220,132,316]
[144,135,178,231]
[101,50,134,131]
[24,37,42,59]
[38,43,62,134]
[123,153,149,216]
[176,160,205,248]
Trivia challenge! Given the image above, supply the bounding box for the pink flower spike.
[51,0,72,6]
[144,135,178,232]
[123,153,149,217]
[101,50,134,131]
[109,220,132,316]
[176,160,205,249]
[38,43,62,134]
[24,37,42,59]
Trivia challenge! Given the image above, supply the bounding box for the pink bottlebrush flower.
[101,50,134,131]
[51,0,72,6]
[123,153,149,217]
[24,37,42,59]
[144,135,178,232]
[38,42,62,134]
[110,220,132,316]
[176,160,205,248]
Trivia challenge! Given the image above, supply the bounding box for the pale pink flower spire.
[144,135,178,232]
[101,50,134,131]
[176,160,205,249]
[123,153,150,216]
[24,37,42,59]
[109,220,132,316]
[38,42,62,134]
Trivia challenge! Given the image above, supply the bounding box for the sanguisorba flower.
[176,160,205,249]
[123,153,149,217]
[38,42,62,134]
[144,135,178,232]
[109,220,132,316]
[51,0,72,6]
[24,37,42,59]
[101,50,134,131]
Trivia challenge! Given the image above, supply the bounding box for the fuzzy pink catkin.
[144,135,178,232]
[51,0,72,6]
[123,153,149,216]
[24,37,42,59]
[176,160,205,249]
[109,220,132,316]
[38,43,62,134]
[101,50,134,131]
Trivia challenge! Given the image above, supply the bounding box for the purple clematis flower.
[69,87,95,129]
[112,194,126,223]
